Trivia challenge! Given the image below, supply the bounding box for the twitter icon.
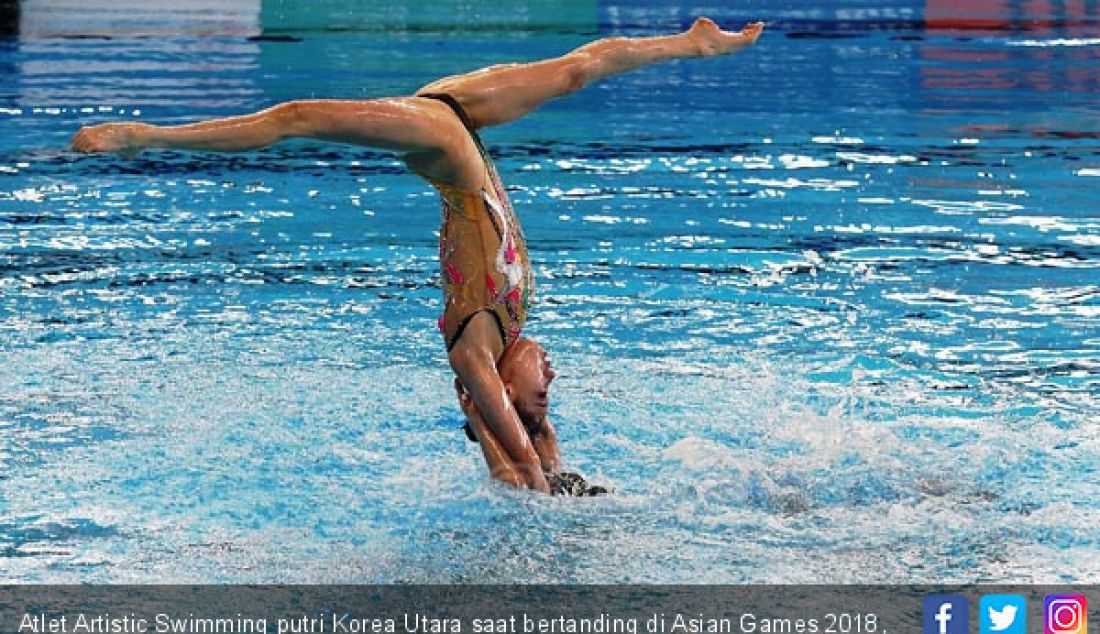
[980,595,1027,634]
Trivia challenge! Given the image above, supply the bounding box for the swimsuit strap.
[419,93,497,170]
[420,93,479,139]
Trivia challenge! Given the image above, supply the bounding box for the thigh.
[415,56,588,129]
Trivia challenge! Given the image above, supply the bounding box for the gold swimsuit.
[421,94,534,351]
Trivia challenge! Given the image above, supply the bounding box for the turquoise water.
[2,2,1099,582]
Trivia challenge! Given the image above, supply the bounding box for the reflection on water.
[925,0,1100,35]
[19,0,260,38]
[1,0,1098,583]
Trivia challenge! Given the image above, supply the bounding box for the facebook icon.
[924,595,969,634]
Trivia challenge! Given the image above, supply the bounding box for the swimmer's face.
[500,339,556,424]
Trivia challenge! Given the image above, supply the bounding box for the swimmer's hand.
[688,17,764,57]
[547,471,610,497]
[71,122,151,158]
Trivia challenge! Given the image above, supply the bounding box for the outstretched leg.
[415,17,764,129]
[72,97,489,190]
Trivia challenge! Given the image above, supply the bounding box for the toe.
[741,22,765,42]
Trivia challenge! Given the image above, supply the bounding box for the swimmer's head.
[498,338,556,425]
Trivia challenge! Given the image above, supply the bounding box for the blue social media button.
[925,595,969,634]
[980,595,1026,634]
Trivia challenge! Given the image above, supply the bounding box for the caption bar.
[18,611,883,634]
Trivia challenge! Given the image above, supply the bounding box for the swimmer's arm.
[460,387,560,481]
[451,353,550,493]
[455,383,524,487]
[449,320,550,493]
[531,418,562,474]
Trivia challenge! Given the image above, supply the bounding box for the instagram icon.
[1045,595,1088,634]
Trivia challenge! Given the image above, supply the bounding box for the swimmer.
[71,17,764,494]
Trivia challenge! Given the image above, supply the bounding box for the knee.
[272,100,307,132]
[561,53,597,93]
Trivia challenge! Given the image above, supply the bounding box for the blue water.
[1,1,1098,582]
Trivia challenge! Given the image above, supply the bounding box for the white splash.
[1008,38,1100,47]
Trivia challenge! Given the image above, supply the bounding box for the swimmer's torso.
[422,94,534,351]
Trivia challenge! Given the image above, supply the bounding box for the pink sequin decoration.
[444,262,463,285]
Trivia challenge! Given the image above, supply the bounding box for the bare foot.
[688,17,764,57]
[71,122,149,156]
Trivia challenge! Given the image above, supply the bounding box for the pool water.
[1,1,1098,582]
